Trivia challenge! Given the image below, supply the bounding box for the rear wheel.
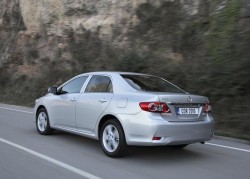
[36,108,54,135]
[100,119,127,158]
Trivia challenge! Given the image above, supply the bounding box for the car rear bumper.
[119,112,214,146]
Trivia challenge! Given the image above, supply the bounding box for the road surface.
[0,103,250,179]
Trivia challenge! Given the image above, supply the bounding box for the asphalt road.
[0,103,250,179]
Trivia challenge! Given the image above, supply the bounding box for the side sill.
[51,125,99,140]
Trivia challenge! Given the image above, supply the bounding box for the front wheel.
[36,108,54,135]
[100,120,127,158]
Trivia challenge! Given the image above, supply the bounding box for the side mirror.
[48,87,57,94]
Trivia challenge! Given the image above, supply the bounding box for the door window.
[85,75,113,93]
[59,76,88,94]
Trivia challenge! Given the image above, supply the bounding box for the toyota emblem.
[187,96,192,102]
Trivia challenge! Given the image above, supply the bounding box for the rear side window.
[59,76,88,94]
[85,75,113,93]
[121,74,184,93]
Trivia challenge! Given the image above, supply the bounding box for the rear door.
[76,75,113,133]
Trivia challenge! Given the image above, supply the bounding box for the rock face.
[0,0,250,139]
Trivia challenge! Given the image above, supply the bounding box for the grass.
[215,130,250,141]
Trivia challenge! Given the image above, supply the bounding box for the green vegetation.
[216,130,250,142]
[0,0,249,140]
[208,0,240,63]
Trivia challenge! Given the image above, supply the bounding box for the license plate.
[177,108,199,115]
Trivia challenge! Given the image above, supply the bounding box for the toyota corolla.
[34,72,214,157]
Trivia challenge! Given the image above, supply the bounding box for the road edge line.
[206,142,250,153]
[214,135,250,145]
[0,137,101,179]
[0,106,33,114]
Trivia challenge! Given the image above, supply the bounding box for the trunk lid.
[158,93,209,122]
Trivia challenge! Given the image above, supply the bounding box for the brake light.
[152,137,162,140]
[204,103,212,113]
[139,102,171,113]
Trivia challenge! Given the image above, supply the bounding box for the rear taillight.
[152,137,162,140]
[204,103,212,113]
[139,102,171,113]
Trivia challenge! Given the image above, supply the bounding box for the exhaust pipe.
[200,142,205,144]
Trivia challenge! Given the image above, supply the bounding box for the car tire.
[100,119,127,158]
[36,108,54,135]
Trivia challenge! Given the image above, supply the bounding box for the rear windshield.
[121,74,185,93]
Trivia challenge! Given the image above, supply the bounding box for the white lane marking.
[0,107,33,114]
[0,137,101,179]
[206,142,250,153]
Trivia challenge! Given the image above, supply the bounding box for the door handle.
[70,98,76,102]
[99,98,107,103]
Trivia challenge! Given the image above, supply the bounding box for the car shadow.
[49,130,209,164]
[125,145,206,162]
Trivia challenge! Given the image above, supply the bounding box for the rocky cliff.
[0,0,250,139]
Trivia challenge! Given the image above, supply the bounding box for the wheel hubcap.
[37,112,47,132]
[102,124,119,152]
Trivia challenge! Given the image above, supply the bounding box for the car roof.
[81,71,150,76]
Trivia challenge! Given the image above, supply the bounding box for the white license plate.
[177,108,199,115]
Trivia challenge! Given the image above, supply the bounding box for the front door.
[50,76,88,128]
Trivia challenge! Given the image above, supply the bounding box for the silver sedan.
[34,72,214,157]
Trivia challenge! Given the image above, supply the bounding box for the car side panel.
[76,93,113,133]
[94,93,159,138]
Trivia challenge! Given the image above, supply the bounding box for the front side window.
[85,75,113,93]
[121,74,185,93]
[59,76,88,94]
